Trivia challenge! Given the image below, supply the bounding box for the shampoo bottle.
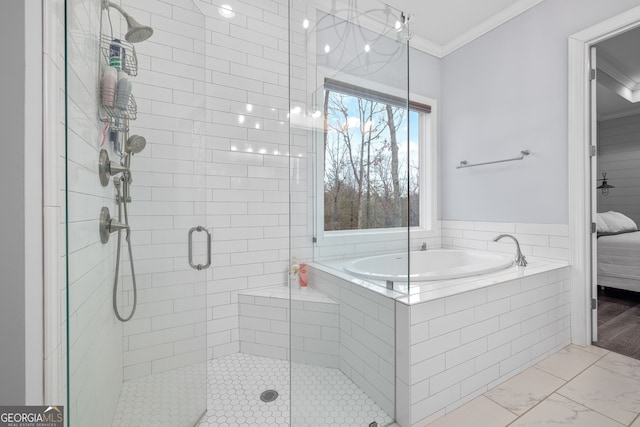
[109,39,122,69]
[299,263,308,287]
[101,66,117,107]
[115,71,132,110]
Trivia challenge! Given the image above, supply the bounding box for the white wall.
[0,0,27,405]
[24,0,44,405]
[43,0,67,408]
[597,114,640,224]
[440,0,640,224]
[0,0,44,407]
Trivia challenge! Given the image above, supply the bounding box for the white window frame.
[313,74,438,246]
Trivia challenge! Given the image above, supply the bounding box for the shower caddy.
[98,35,138,131]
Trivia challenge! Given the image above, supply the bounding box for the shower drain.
[260,389,279,402]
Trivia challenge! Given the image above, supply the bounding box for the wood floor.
[595,287,640,360]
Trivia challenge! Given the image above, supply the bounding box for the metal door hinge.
[312,236,317,243]
[591,298,597,310]
[591,222,597,233]
[590,68,596,80]
[589,145,596,157]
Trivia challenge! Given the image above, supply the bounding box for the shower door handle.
[188,226,211,270]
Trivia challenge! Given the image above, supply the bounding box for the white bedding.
[598,231,640,291]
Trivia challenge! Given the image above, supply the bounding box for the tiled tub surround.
[307,257,571,427]
[307,267,398,418]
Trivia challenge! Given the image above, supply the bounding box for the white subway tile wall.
[442,220,570,261]
[120,0,296,372]
[112,0,209,384]
[64,0,124,424]
[308,267,397,418]
[400,267,571,425]
[237,287,340,367]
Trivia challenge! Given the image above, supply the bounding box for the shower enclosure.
[64,0,412,425]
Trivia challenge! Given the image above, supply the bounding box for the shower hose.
[112,176,137,322]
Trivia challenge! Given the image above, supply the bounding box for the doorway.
[568,4,640,354]
[591,28,640,358]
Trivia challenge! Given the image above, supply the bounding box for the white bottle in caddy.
[115,71,132,110]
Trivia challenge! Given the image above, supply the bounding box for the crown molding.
[407,35,442,58]
[439,0,545,57]
[597,56,640,91]
[598,105,640,122]
[200,0,548,60]
[598,67,640,103]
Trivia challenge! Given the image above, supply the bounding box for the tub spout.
[493,234,527,267]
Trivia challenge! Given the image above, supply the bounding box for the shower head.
[123,16,154,43]
[125,135,147,154]
[104,1,154,43]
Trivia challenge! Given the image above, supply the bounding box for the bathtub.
[344,249,513,282]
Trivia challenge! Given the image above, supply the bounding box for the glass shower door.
[290,1,409,425]
[65,0,208,425]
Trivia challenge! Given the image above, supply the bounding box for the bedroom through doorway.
[592,25,640,359]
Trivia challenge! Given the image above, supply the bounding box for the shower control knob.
[99,149,130,186]
[100,207,130,243]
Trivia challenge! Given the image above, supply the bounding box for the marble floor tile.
[484,367,565,416]
[596,351,640,383]
[510,393,625,427]
[424,396,516,427]
[580,345,610,357]
[535,345,602,381]
[558,365,640,425]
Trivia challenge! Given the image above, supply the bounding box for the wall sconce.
[597,172,615,195]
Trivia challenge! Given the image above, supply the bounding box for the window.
[320,78,433,234]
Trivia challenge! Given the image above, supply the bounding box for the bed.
[597,211,640,292]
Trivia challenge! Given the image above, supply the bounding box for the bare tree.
[324,90,416,231]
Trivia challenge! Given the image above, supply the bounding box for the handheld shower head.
[125,135,147,154]
[104,1,154,43]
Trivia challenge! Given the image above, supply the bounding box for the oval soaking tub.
[344,249,513,282]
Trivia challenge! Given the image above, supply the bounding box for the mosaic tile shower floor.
[198,353,394,427]
[112,353,393,427]
[112,363,206,427]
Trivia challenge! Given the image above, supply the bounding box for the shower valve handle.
[100,207,130,243]
[99,149,131,186]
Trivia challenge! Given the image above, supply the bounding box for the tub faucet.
[420,242,427,251]
[493,234,527,267]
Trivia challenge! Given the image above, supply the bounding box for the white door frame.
[568,5,640,346]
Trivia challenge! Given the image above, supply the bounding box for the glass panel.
[290,1,407,425]
[65,1,207,425]
[200,1,293,425]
